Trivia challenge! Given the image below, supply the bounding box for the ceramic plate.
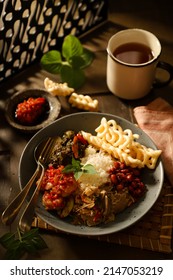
[5,88,61,133]
[19,112,164,235]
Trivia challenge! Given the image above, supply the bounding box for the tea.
[113,42,154,64]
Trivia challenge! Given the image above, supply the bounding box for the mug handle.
[153,61,173,88]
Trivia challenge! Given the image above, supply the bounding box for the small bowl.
[5,88,61,133]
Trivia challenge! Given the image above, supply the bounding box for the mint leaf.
[41,50,62,74]
[81,48,95,68]
[60,65,85,88]
[40,35,94,89]
[69,55,86,69]
[62,35,83,60]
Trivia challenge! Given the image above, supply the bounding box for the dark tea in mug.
[113,42,154,64]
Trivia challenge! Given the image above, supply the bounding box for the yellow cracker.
[44,77,74,96]
[69,93,98,112]
[82,117,162,169]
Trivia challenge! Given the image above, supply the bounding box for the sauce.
[15,96,49,125]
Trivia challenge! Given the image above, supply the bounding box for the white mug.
[106,28,173,100]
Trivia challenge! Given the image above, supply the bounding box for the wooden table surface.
[0,12,173,260]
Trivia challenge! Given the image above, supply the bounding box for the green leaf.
[40,35,94,89]
[0,232,16,249]
[62,164,75,174]
[0,234,25,260]
[62,35,83,60]
[63,157,81,174]
[60,65,85,88]
[5,244,25,260]
[80,48,95,68]
[21,228,47,251]
[74,171,83,180]
[0,228,47,260]
[31,235,48,250]
[41,50,62,74]
[63,157,97,181]
[83,164,97,174]
[69,55,86,69]
[21,240,36,254]
[72,157,82,169]
[22,227,39,239]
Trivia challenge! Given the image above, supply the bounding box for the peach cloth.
[133,98,173,186]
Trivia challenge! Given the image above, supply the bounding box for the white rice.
[79,145,114,188]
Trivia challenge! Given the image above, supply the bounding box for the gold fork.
[18,137,59,233]
[1,137,57,226]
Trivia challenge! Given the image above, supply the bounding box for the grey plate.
[19,112,164,236]
[5,88,61,133]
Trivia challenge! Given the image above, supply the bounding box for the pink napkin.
[133,98,173,186]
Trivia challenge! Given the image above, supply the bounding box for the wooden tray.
[32,179,173,253]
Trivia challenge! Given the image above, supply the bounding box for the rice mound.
[79,145,114,188]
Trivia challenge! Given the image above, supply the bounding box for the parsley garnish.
[62,157,97,180]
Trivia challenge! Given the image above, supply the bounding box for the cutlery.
[1,137,57,225]
[19,137,61,232]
